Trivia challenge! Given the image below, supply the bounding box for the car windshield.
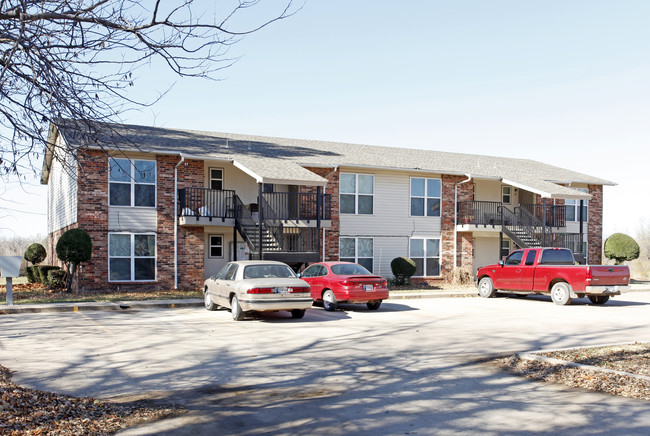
[243,264,296,279]
[331,264,372,276]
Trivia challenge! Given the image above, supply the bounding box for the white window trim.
[340,173,374,215]
[409,177,442,217]
[565,192,589,223]
[208,234,224,259]
[109,158,157,208]
[108,232,157,282]
[502,185,512,205]
[409,237,442,278]
[209,167,224,190]
[339,236,374,272]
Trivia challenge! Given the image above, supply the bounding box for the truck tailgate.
[589,266,629,286]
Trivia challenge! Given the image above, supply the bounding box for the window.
[109,233,156,281]
[302,264,326,278]
[504,250,523,266]
[500,240,511,259]
[410,178,441,217]
[565,189,588,222]
[340,173,373,214]
[340,237,373,272]
[502,186,512,204]
[409,238,440,277]
[109,158,156,207]
[208,235,223,258]
[525,250,537,266]
[209,168,223,190]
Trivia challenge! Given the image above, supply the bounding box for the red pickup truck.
[475,248,630,305]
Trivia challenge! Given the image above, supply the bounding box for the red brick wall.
[157,156,205,290]
[440,175,474,281]
[588,184,603,264]
[48,152,206,291]
[303,167,339,261]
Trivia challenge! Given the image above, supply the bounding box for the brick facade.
[588,184,603,264]
[303,167,340,262]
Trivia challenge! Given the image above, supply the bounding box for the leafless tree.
[0,0,299,181]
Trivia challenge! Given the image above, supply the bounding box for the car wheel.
[204,290,218,311]
[478,277,496,298]
[551,282,572,305]
[322,290,338,311]
[231,295,245,321]
[291,309,306,319]
[588,295,610,305]
[366,301,382,310]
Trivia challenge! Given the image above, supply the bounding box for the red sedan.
[300,262,389,311]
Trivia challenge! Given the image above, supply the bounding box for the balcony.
[178,188,331,228]
[457,201,566,228]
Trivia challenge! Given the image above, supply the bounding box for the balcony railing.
[178,188,235,218]
[262,192,331,221]
[518,203,566,228]
[457,201,503,226]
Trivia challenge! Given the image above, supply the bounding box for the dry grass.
[0,283,202,305]
[492,343,650,401]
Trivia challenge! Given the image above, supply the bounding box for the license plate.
[275,287,289,294]
[364,284,374,291]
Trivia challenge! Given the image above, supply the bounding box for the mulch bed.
[0,365,184,435]
[492,343,650,401]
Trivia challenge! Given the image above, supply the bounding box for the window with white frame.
[209,168,223,190]
[500,239,511,259]
[109,158,156,207]
[565,189,588,222]
[339,237,373,272]
[502,186,512,204]
[340,173,373,214]
[410,177,441,217]
[409,238,441,277]
[109,233,156,281]
[208,235,224,258]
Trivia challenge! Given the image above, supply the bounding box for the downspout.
[454,174,473,269]
[174,153,185,289]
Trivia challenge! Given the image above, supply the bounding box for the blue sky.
[2,0,649,238]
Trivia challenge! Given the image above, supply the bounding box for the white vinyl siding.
[340,170,441,236]
[108,208,157,232]
[47,135,78,233]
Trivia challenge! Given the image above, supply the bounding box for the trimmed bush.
[36,265,61,285]
[48,269,67,290]
[56,228,92,292]
[25,266,37,283]
[24,243,47,265]
[604,233,640,265]
[391,257,417,286]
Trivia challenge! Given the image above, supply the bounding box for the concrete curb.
[2,287,648,314]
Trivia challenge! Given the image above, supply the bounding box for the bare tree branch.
[0,0,301,182]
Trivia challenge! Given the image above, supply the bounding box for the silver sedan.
[203,260,313,321]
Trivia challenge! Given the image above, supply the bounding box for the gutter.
[454,174,473,269]
[174,153,185,289]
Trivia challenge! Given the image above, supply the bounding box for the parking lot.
[3,293,650,435]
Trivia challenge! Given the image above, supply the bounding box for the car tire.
[231,295,245,321]
[478,277,496,298]
[588,295,610,305]
[366,301,382,310]
[322,290,338,311]
[291,309,306,319]
[204,290,218,311]
[551,282,572,306]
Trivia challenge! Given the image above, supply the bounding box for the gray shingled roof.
[48,120,613,199]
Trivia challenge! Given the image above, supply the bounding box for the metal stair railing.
[233,195,260,254]
[500,206,544,248]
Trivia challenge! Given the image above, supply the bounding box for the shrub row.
[25,265,67,289]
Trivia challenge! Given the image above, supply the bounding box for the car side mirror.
[210,275,216,281]
[498,260,504,267]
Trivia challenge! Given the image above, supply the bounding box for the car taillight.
[339,280,353,287]
[380,280,387,287]
[290,287,309,293]
[585,266,592,282]
[247,287,274,294]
